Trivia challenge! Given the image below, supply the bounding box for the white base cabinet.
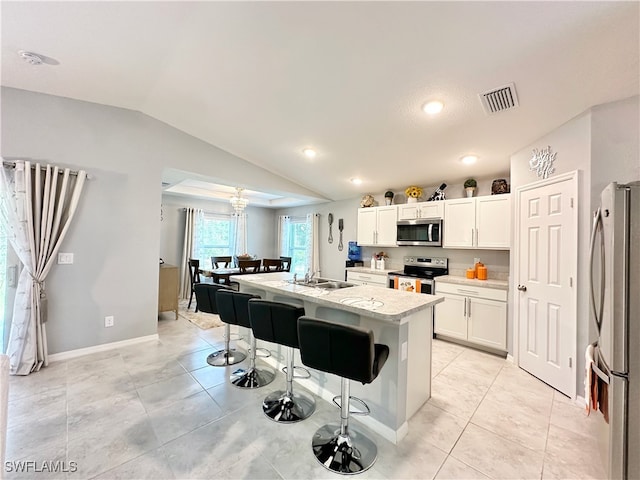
[434,281,507,351]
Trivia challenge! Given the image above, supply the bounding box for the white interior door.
[517,174,577,397]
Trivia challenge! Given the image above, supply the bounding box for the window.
[282,216,309,275]
[193,212,234,268]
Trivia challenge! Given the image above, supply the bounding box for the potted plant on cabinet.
[464,178,477,197]
[384,190,394,205]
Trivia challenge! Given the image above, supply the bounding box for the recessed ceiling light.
[350,178,362,185]
[461,155,478,165]
[302,148,317,158]
[422,100,444,115]
[18,50,43,65]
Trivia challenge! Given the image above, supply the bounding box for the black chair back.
[211,256,233,268]
[262,259,284,272]
[188,258,201,284]
[297,316,389,385]
[239,259,261,273]
[248,300,305,349]
[279,256,292,272]
[194,284,230,314]
[217,290,260,328]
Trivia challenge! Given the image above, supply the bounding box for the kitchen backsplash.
[361,246,510,280]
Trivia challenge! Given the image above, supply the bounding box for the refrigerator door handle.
[589,207,605,335]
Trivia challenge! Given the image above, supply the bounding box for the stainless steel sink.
[290,277,354,289]
[314,280,356,289]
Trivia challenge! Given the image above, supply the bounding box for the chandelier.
[229,187,249,213]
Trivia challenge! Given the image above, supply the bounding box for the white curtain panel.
[278,215,291,256]
[0,160,86,375]
[232,213,248,257]
[305,213,320,276]
[179,207,198,299]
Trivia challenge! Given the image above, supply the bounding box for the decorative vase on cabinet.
[407,197,418,203]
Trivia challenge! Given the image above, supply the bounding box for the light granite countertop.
[435,275,509,290]
[232,272,443,323]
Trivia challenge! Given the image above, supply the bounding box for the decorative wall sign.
[529,145,557,179]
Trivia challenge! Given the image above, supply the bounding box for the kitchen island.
[232,271,443,444]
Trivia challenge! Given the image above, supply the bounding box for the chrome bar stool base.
[311,424,378,475]
[230,366,275,389]
[263,390,315,423]
[206,349,246,367]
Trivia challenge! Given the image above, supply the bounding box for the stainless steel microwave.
[396,218,443,246]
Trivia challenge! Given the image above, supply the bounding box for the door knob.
[517,285,527,292]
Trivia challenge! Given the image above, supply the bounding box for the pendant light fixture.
[229,187,249,213]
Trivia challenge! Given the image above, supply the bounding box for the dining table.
[199,261,264,285]
[199,267,239,285]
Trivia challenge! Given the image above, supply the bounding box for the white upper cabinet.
[357,205,398,247]
[397,201,444,220]
[443,194,511,249]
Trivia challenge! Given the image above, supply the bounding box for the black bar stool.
[297,316,389,475]
[194,284,246,367]
[216,290,275,388]
[248,299,315,423]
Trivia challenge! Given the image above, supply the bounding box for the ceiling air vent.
[479,83,519,115]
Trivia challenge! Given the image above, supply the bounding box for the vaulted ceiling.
[2,1,638,204]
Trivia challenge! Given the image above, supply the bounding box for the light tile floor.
[5,313,607,479]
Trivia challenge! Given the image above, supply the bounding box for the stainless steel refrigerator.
[590,181,640,479]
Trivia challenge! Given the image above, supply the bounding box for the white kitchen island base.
[233,273,443,445]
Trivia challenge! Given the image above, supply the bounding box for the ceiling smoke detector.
[479,82,519,115]
[18,50,44,65]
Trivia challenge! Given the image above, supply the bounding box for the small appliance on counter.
[347,241,361,261]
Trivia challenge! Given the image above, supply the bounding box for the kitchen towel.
[585,343,596,414]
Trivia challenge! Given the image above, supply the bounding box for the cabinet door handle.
[467,297,471,317]
[471,228,475,245]
[463,296,467,316]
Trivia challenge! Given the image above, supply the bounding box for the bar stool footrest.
[281,365,311,379]
[331,395,371,416]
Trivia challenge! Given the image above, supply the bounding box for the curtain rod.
[3,160,90,179]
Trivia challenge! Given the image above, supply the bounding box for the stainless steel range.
[387,256,448,295]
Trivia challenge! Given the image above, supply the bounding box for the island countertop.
[232,271,443,323]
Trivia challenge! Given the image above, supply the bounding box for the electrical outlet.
[58,253,74,264]
[104,316,114,328]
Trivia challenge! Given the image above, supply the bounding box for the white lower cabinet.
[434,281,507,351]
[346,270,388,287]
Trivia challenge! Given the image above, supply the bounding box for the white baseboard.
[506,353,515,363]
[48,334,159,362]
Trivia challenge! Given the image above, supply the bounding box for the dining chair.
[211,256,234,268]
[279,256,292,272]
[187,258,201,310]
[262,258,284,272]
[238,259,261,273]
[211,255,239,290]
